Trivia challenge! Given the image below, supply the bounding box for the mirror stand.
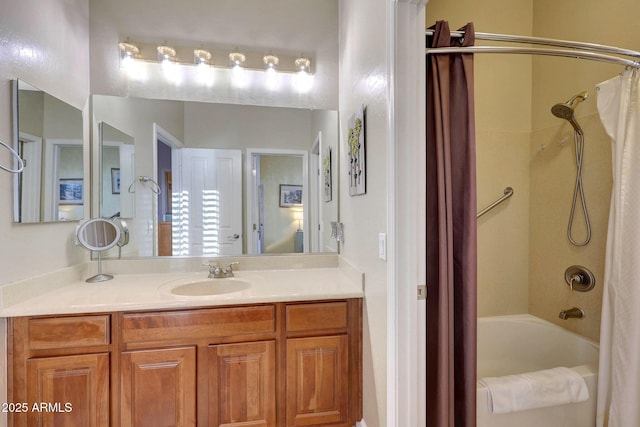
[87,251,112,283]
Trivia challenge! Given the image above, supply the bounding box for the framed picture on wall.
[279,184,303,208]
[59,179,83,205]
[111,168,121,194]
[347,105,366,196]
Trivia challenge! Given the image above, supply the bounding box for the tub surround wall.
[477,129,530,316]
[528,0,640,340]
[529,114,610,342]
[427,0,633,341]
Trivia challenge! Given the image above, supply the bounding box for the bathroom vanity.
[2,261,363,427]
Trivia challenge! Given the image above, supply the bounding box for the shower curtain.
[596,68,640,427]
[426,20,477,427]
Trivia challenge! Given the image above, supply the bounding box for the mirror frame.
[77,218,121,252]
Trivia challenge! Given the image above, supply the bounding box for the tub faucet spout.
[559,307,585,320]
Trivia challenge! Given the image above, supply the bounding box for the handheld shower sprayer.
[551,91,588,133]
[550,90,591,246]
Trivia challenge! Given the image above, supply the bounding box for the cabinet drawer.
[121,305,275,344]
[286,301,348,334]
[28,315,111,350]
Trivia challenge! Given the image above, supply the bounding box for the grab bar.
[477,187,514,218]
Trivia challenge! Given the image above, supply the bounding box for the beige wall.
[0,0,90,424]
[426,0,636,341]
[527,0,638,340]
[260,156,303,253]
[339,0,390,424]
[529,114,610,341]
[426,0,534,317]
[0,0,90,284]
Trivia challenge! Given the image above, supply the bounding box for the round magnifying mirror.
[77,218,121,283]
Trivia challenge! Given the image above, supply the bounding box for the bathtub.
[477,314,599,427]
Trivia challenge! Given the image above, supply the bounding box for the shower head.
[551,91,588,132]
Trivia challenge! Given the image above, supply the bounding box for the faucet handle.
[224,262,239,276]
[206,261,225,278]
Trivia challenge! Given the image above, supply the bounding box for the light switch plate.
[378,233,386,261]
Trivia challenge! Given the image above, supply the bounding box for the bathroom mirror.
[99,122,135,219]
[12,79,84,223]
[91,95,339,259]
[77,218,121,282]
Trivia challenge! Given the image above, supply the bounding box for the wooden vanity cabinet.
[8,315,112,427]
[120,346,197,427]
[119,304,278,427]
[284,301,362,427]
[8,299,362,427]
[208,341,276,427]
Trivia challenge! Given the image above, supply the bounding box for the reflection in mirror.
[92,94,339,259]
[12,80,84,223]
[99,122,135,219]
[77,218,121,282]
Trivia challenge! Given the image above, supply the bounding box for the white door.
[119,144,135,218]
[18,133,42,222]
[175,148,242,256]
[257,184,265,254]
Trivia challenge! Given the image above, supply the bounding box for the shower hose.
[567,128,591,246]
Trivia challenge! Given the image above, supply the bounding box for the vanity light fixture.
[229,50,246,68]
[118,40,140,71]
[118,40,140,61]
[295,56,311,73]
[194,48,212,65]
[263,53,279,70]
[157,44,176,64]
[118,39,314,81]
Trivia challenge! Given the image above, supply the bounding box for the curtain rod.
[425,45,640,68]
[425,29,640,59]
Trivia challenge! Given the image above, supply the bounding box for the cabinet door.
[121,346,196,427]
[208,341,276,427]
[26,353,109,427]
[286,335,348,426]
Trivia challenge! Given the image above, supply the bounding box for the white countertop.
[0,263,364,317]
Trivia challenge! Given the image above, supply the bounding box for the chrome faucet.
[559,307,585,320]
[208,261,239,278]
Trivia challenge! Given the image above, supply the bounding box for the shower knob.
[564,266,596,292]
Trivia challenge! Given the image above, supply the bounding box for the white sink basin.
[168,278,251,296]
